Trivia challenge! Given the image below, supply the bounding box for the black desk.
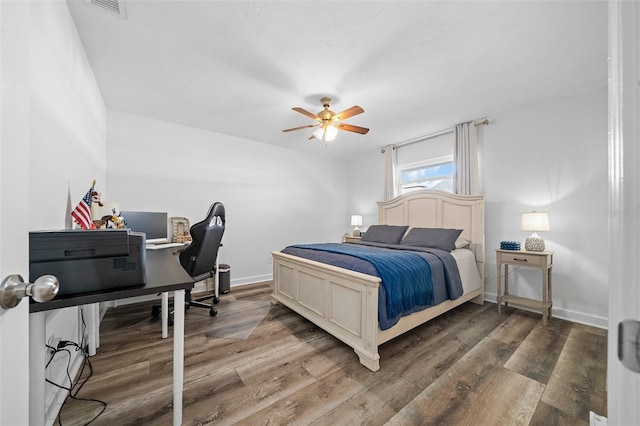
[29,248,193,426]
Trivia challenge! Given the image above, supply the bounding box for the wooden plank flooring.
[59,283,607,425]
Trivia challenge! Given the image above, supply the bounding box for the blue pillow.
[400,227,463,252]
[360,225,408,244]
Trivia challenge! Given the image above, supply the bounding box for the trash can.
[218,264,231,294]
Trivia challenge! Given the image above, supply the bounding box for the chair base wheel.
[213,296,220,305]
[210,309,217,317]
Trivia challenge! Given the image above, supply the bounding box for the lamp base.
[352,228,361,237]
[525,236,545,252]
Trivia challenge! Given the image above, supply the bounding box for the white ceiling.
[67,0,607,159]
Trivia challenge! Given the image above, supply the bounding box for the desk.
[29,248,193,426]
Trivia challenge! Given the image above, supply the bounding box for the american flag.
[71,184,96,229]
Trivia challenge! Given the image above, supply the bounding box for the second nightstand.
[496,249,554,325]
[343,235,362,243]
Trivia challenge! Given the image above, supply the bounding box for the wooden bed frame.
[271,190,485,371]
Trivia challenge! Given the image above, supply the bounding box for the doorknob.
[0,274,59,309]
[618,319,640,373]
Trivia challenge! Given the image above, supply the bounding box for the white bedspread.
[451,248,482,294]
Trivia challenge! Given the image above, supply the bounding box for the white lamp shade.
[324,125,338,141]
[351,215,363,227]
[313,125,338,142]
[522,212,550,232]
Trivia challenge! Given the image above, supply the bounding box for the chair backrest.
[179,202,225,282]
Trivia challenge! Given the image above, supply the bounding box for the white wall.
[28,2,106,229]
[347,148,385,231]
[25,1,107,420]
[348,87,608,328]
[106,111,348,286]
[483,88,608,327]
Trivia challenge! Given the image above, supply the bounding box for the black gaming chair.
[152,202,225,319]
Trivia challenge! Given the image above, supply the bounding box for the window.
[398,155,454,194]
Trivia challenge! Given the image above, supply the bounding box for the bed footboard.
[272,251,382,371]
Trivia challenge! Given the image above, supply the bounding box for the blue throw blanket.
[289,243,433,320]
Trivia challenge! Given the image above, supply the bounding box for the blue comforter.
[282,242,463,330]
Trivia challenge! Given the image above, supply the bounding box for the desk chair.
[152,202,225,319]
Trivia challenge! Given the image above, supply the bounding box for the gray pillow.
[360,225,408,244]
[400,227,463,252]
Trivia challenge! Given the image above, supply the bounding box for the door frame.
[607,1,640,424]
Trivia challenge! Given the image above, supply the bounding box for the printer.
[29,229,146,296]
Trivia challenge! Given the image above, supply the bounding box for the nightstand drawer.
[498,252,544,267]
[343,236,362,243]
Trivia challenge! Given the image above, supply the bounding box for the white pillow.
[454,238,470,249]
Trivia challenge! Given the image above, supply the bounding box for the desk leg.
[94,303,100,350]
[162,292,168,339]
[29,311,46,426]
[173,289,185,426]
[84,303,98,356]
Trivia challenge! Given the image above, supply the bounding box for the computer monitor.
[121,211,169,244]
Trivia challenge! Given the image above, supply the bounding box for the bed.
[271,190,485,371]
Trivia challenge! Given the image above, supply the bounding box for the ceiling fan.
[282,97,369,142]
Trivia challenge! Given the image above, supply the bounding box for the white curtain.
[454,122,479,195]
[384,144,397,200]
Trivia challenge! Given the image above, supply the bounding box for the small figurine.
[91,190,104,207]
[93,209,125,229]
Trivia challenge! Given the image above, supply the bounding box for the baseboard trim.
[231,273,272,287]
[484,291,608,330]
[113,274,275,306]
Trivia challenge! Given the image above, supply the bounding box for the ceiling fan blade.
[292,107,320,120]
[308,134,316,140]
[336,123,370,134]
[282,124,318,133]
[334,105,364,121]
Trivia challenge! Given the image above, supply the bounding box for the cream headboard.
[377,190,485,280]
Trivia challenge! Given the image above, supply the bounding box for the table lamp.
[351,215,363,237]
[522,211,550,251]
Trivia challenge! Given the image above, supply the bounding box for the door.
[607,1,640,424]
[0,1,31,424]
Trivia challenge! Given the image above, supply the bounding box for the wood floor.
[60,283,607,425]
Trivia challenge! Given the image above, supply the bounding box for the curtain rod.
[380,118,489,153]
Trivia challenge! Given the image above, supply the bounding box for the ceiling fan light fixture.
[314,124,338,142]
[325,125,338,141]
[312,127,323,140]
[283,97,368,142]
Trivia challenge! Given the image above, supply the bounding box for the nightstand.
[343,235,361,243]
[496,249,554,325]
